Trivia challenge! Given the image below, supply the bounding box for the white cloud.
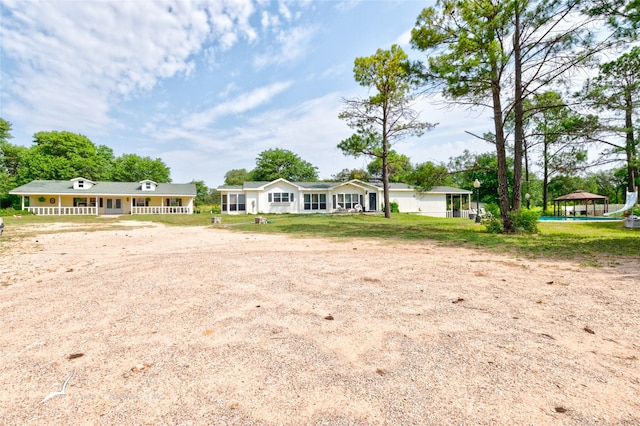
[0,0,258,134]
[253,25,316,68]
[181,81,293,129]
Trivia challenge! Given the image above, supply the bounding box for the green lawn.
[2,213,638,263]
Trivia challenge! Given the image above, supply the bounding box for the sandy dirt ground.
[0,221,638,425]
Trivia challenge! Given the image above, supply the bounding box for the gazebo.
[553,190,609,217]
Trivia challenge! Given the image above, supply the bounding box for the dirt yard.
[0,221,638,425]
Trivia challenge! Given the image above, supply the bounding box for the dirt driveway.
[0,222,638,425]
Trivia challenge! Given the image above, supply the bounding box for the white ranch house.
[9,178,197,215]
[218,179,474,218]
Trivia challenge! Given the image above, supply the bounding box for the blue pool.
[538,216,623,222]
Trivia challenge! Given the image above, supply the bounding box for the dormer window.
[71,177,95,190]
[140,180,158,191]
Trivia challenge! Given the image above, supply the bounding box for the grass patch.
[1,213,638,262]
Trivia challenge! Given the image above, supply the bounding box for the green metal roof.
[10,180,196,196]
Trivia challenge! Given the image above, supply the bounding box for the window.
[268,192,294,203]
[304,194,326,210]
[145,182,152,190]
[134,198,147,207]
[77,180,84,188]
[73,197,96,207]
[166,198,183,206]
[334,193,362,209]
[222,194,246,212]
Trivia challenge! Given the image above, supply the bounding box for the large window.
[334,193,362,209]
[222,194,246,212]
[73,197,97,207]
[268,192,294,203]
[304,194,326,210]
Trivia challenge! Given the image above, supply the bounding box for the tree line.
[333,0,638,228]
[0,120,176,209]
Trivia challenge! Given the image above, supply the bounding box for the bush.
[0,207,29,217]
[483,216,504,234]
[382,202,400,213]
[509,209,540,234]
[483,202,500,217]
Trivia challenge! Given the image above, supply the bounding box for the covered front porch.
[19,195,193,215]
[445,193,474,218]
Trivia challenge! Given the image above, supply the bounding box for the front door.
[105,198,123,214]
[368,193,377,211]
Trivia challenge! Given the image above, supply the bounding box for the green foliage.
[339,44,435,218]
[407,161,452,191]
[0,120,175,191]
[483,216,504,234]
[251,148,318,182]
[366,150,413,182]
[0,118,12,143]
[448,150,513,205]
[382,202,400,213]
[224,168,252,185]
[331,168,371,182]
[110,153,170,182]
[411,0,610,232]
[509,209,540,234]
[578,46,640,193]
[190,180,209,206]
[16,131,115,182]
[585,0,640,38]
[484,202,501,218]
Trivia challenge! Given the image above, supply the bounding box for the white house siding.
[219,180,472,217]
[331,183,368,210]
[260,181,300,214]
[390,191,419,213]
[245,192,260,214]
[415,194,448,218]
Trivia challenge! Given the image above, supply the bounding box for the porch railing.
[446,209,472,219]
[27,206,99,215]
[131,206,191,214]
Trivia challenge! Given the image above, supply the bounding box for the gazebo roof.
[553,190,608,202]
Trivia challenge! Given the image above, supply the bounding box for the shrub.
[483,216,504,234]
[484,202,500,217]
[382,202,400,213]
[509,209,540,234]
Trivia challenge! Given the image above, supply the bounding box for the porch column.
[58,195,61,215]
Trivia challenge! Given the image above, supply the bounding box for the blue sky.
[0,0,492,187]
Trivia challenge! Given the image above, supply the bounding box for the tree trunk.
[512,7,523,212]
[543,137,550,212]
[625,93,638,193]
[382,137,391,219]
[492,78,512,231]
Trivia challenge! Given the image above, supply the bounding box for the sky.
[0,0,493,187]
